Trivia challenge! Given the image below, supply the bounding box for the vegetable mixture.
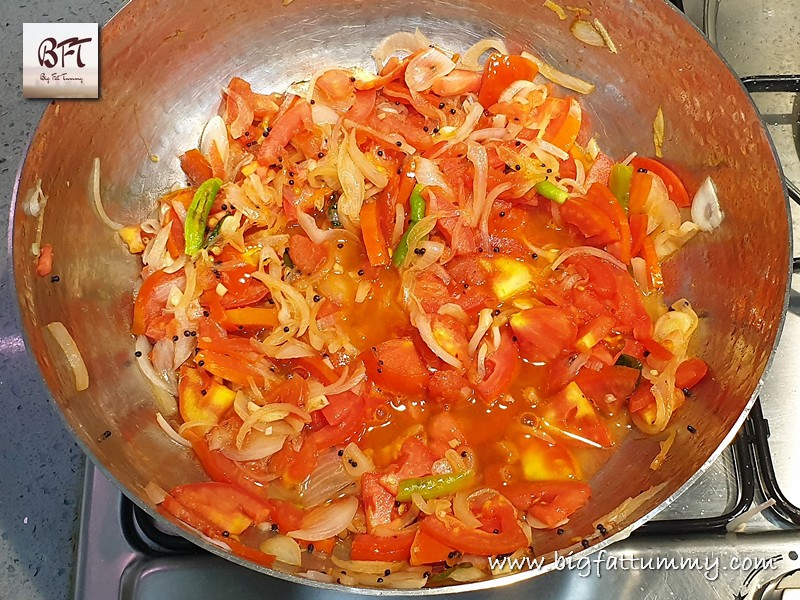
[125,30,719,587]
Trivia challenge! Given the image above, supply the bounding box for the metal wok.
[11,0,791,593]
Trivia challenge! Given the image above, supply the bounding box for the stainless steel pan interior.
[11,0,790,593]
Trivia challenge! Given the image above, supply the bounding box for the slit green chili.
[395,468,474,501]
[609,164,634,210]
[185,178,223,255]
[534,180,569,205]
[392,184,426,267]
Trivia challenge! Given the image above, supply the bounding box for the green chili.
[609,164,634,210]
[282,248,295,269]
[392,184,426,267]
[428,563,474,584]
[184,178,223,255]
[203,214,227,249]
[615,353,643,370]
[534,180,569,205]
[327,194,342,228]
[395,468,474,502]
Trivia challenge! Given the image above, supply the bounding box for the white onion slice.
[372,29,430,70]
[691,177,724,232]
[90,158,123,230]
[414,158,454,196]
[405,47,456,92]
[430,102,484,158]
[311,102,341,126]
[156,412,190,446]
[288,496,359,541]
[144,481,168,505]
[135,336,178,396]
[570,19,605,47]
[631,256,649,293]
[342,442,375,479]
[459,38,509,71]
[467,143,488,228]
[498,80,541,104]
[411,309,463,368]
[260,535,302,566]
[221,432,287,462]
[551,246,627,271]
[468,309,494,356]
[45,322,89,392]
[521,51,595,95]
[200,115,230,167]
[453,490,483,529]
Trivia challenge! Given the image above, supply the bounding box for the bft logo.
[37,36,93,69]
[23,23,99,99]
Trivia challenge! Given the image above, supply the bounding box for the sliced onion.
[400,216,438,268]
[156,412,190,446]
[653,106,665,158]
[537,139,570,161]
[644,174,681,236]
[90,158,123,230]
[649,427,676,471]
[288,496,359,541]
[468,308,495,356]
[260,535,302,566]
[372,30,430,70]
[200,115,230,167]
[467,143,488,228]
[331,555,404,574]
[468,127,511,142]
[344,120,416,155]
[409,240,445,271]
[459,38,509,71]
[631,256,649,293]
[342,442,375,479]
[414,158,453,197]
[551,246,627,272]
[337,134,366,222]
[151,337,175,376]
[144,481,168,505]
[221,432,287,462]
[295,210,339,245]
[498,80,541,105]
[311,101,340,126]
[453,490,483,528]
[570,19,605,47]
[135,336,177,396]
[479,182,513,246]
[271,338,317,359]
[348,129,389,188]
[299,570,335,583]
[593,18,618,54]
[405,47,456,92]
[320,364,367,396]
[411,308,463,368]
[237,402,311,449]
[44,322,90,392]
[300,449,355,508]
[521,51,595,95]
[691,177,724,232]
[430,102,484,158]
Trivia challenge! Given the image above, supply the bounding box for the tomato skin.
[479,54,538,108]
[410,529,456,565]
[362,338,430,397]
[574,365,640,413]
[179,149,212,186]
[362,472,396,533]
[288,233,328,274]
[511,307,578,363]
[675,357,708,390]
[311,394,365,448]
[350,532,415,562]
[475,327,520,403]
[169,482,272,531]
[631,157,691,208]
[505,481,591,529]
[256,100,312,165]
[132,269,186,336]
[420,500,527,556]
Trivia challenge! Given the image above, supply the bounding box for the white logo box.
[23,22,99,99]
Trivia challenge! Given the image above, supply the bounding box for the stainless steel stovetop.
[72,1,800,598]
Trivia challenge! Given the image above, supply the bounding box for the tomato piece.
[289,233,328,275]
[132,269,186,336]
[265,377,309,406]
[631,157,691,208]
[36,243,53,277]
[575,314,615,353]
[359,201,390,266]
[420,500,527,556]
[311,394,365,447]
[160,495,220,538]
[226,76,279,120]
[427,369,471,405]
[506,481,591,529]
[178,366,237,425]
[431,69,483,96]
[410,529,456,566]
[519,437,581,481]
[221,307,279,332]
[347,89,377,123]
[168,482,272,535]
[561,197,620,246]
[586,183,631,264]
[511,306,578,362]
[537,381,612,447]
[321,391,361,426]
[195,348,268,387]
[629,213,649,258]
[265,498,306,533]
[628,384,655,414]
[256,100,312,165]
[543,98,581,152]
[185,432,272,498]
[362,472,395,533]
[392,436,437,479]
[165,213,185,259]
[362,338,430,397]
[431,314,469,365]
[427,412,467,458]
[350,532,415,562]
[475,327,520,403]
[179,149,213,187]
[675,357,708,390]
[574,365,640,412]
[269,436,318,485]
[315,69,356,109]
[479,54,538,108]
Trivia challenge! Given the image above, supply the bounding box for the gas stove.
[71,1,800,598]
